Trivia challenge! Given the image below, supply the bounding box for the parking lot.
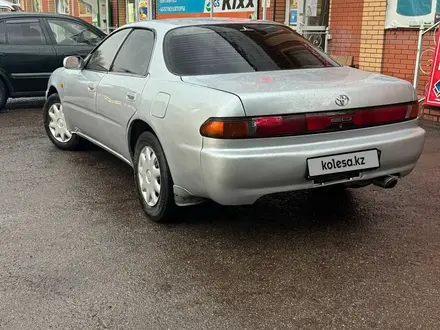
[1,100,440,329]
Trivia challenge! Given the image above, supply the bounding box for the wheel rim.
[138,146,161,207]
[48,103,72,143]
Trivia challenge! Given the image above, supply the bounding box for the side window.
[6,20,45,45]
[85,29,131,72]
[111,29,155,76]
[47,19,103,46]
[0,21,5,44]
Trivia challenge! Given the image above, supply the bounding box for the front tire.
[133,132,176,222]
[43,93,81,151]
[0,79,8,110]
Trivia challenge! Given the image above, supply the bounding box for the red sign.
[425,28,440,106]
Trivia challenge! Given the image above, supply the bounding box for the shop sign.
[139,0,149,20]
[289,9,297,25]
[425,27,440,106]
[385,0,440,29]
[157,0,256,19]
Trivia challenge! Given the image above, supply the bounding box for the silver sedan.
[43,18,426,222]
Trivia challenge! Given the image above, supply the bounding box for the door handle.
[88,84,95,92]
[126,93,136,102]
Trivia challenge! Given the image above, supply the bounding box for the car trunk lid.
[181,67,416,116]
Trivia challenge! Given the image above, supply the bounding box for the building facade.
[19,0,440,122]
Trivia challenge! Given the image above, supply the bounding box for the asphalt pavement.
[1,100,440,329]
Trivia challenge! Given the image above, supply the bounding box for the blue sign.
[396,0,431,17]
[157,0,205,14]
[289,9,297,25]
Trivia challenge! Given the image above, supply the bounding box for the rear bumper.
[200,121,426,205]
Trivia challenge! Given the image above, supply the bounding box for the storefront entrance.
[285,0,330,51]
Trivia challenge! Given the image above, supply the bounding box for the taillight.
[200,102,420,139]
[199,115,307,139]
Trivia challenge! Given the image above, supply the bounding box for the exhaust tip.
[373,175,398,189]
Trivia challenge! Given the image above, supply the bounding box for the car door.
[0,17,57,95]
[62,28,131,140]
[95,28,155,160]
[42,17,105,69]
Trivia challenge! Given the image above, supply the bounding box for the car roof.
[124,18,282,30]
[0,12,86,20]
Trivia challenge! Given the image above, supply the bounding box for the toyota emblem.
[335,95,350,107]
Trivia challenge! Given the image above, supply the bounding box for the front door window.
[47,19,102,46]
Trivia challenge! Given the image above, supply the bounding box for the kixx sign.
[214,0,255,11]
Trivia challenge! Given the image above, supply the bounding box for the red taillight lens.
[353,104,409,126]
[200,102,419,139]
[253,115,307,137]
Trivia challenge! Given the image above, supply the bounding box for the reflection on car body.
[43,18,426,223]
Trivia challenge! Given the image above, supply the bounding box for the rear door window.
[6,19,46,45]
[111,29,155,76]
[163,24,338,76]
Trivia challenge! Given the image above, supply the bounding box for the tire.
[133,132,176,223]
[43,93,81,151]
[0,79,8,110]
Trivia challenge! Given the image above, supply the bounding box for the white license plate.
[307,149,380,177]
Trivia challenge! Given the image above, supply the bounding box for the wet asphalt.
[1,99,440,330]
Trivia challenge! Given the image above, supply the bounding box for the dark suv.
[0,12,106,109]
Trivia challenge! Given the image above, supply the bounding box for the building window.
[127,0,136,23]
[286,0,329,28]
[79,0,92,16]
[32,0,41,12]
[55,0,69,14]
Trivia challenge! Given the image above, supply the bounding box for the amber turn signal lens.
[200,119,250,139]
[409,102,420,119]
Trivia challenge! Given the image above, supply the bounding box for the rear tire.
[43,93,81,151]
[133,132,177,223]
[0,79,8,110]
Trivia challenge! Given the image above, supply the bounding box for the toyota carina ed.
[43,18,426,222]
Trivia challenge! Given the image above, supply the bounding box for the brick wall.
[424,107,440,122]
[327,0,364,67]
[383,29,436,96]
[358,0,386,72]
[382,29,440,122]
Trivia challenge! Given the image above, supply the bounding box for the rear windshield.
[163,23,338,76]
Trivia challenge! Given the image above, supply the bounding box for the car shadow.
[3,97,46,111]
[68,146,369,236]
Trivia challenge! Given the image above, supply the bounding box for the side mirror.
[63,56,84,70]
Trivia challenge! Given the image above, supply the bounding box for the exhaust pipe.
[373,175,398,189]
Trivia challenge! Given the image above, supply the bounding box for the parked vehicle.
[43,19,426,223]
[0,12,105,109]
